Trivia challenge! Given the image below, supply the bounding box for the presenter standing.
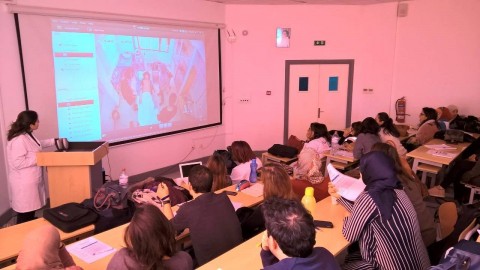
[6,111,55,224]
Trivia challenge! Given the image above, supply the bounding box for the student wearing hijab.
[16,225,82,270]
[329,151,430,270]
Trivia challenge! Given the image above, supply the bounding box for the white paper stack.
[327,164,365,201]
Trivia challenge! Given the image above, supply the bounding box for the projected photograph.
[50,19,217,144]
[96,36,207,136]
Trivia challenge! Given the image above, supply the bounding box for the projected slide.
[48,19,217,144]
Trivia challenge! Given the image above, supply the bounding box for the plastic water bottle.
[301,187,316,214]
[331,131,340,155]
[119,169,129,187]
[249,159,257,183]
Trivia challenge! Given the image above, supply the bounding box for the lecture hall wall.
[1,0,480,216]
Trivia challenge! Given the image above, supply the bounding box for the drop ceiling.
[204,0,405,5]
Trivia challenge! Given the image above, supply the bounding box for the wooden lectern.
[37,142,108,207]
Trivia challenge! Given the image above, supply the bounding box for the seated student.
[107,204,193,270]
[436,106,453,130]
[329,151,430,270]
[238,163,297,240]
[206,154,232,191]
[371,142,435,247]
[291,147,330,202]
[230,140,263,182]
[340,121,362,150]
[376,112,407,156]
[158,165,242,266]
[303,122,331,157]
[407,107,440,147]
[16,224,82,270]
[353,117,381,159]
[259,197,340,270]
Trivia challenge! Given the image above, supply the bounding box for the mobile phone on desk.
[224,190,238,196]
[314,220,334,228]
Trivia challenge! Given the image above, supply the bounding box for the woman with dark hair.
[6,110,55,224]
[329,151,430,270]
[340,121,362,151]
[376,112,407,157]
[353,117,381,159]
[408,107,440,146]
[230,141,263,181]
[303,122,331,157]
[206,154,232,191]
[371,143,435,247]
[107,204,193,270]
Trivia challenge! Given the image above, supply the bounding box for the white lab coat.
[6,133,54,213]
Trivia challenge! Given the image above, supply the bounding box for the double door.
[285,60,354,141]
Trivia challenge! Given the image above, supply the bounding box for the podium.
[37,142,108,207]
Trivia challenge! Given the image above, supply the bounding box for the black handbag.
[268,144,298,158]
[43,202,98,233]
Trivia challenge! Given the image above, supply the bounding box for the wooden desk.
[407,139,471,175]
[262,152,298,165]
[69,185,263,270]
[324,150,358,175]
[198,196,349,270]
[0,218,94,266]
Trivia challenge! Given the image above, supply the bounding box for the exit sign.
[314,40,326,46]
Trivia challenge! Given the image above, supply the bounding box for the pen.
[81,241,97,249]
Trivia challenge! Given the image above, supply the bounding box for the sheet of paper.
[426,149,456,159]
[327,163,365,201]
[66,236,116,264]
[335,150,354,158]
[241,183,264,197]
[424,144,457,150]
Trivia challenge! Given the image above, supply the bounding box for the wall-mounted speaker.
[397,2,409,17]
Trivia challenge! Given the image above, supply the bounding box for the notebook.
[179,161,202,178]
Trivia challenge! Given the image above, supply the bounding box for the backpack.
[430,240,480,270]
[43,202,98,233]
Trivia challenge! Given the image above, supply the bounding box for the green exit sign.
[314,40,326,46]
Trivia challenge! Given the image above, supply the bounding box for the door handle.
[317,108,325,118]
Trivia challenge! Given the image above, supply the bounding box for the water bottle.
[331,131,340,155]
[119,169,129,187]
[301,187,316,214]
[249,159,257,183]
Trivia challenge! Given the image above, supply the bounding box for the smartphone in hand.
[314,220,334,228]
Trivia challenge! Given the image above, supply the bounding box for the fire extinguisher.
[395,97,407,123]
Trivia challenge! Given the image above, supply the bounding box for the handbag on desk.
[93,181,129,211]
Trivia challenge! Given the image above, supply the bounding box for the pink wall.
[224,3,399,150]
[392,0,480,123]
[224,0,480,151]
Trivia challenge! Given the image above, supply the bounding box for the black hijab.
[360,151,402,220]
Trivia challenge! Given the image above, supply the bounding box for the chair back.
[437,202,458,241]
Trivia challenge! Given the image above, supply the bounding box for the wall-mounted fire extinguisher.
[395,97,407,123]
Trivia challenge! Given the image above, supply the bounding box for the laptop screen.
[179,162,202,178]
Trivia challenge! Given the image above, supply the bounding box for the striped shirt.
[340,189,430,270]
